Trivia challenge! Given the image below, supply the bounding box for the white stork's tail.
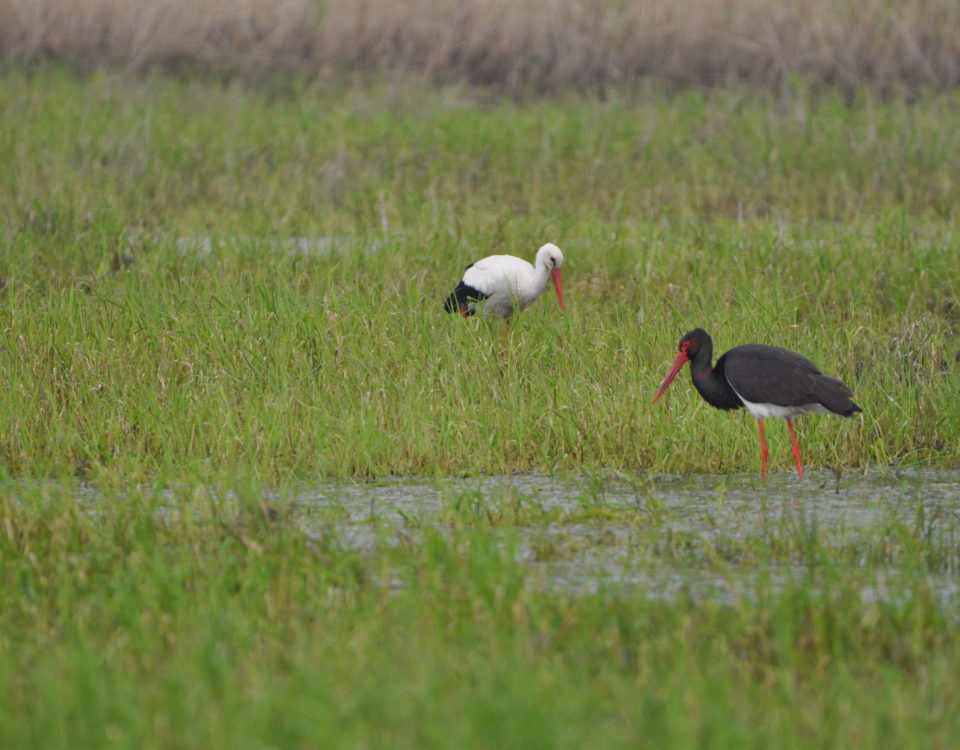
[443,271,488,316]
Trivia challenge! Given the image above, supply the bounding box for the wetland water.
[291,468,960,605]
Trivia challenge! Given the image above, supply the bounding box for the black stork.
[652,328,862,480]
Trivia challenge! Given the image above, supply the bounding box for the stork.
[443,243,564,319]
[653,328,862,480]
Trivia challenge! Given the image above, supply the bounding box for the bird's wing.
[462,255,533,295]
[720,344,854,410]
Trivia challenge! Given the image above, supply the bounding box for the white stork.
[443,243,565,318]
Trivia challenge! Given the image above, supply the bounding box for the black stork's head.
[652,328,712,403]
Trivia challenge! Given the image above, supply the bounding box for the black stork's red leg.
[786,418,804,479]
[757,420,769,480]
[653,328,861,481]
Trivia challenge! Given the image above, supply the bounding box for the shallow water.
[291,467,960,605]
[19,467,957,606]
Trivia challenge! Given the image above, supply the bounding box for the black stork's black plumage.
[652,328,862,479]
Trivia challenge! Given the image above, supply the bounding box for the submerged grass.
[2,69,959,482]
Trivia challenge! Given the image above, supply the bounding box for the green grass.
[2,67,960,748]
[1,69,959,482]
[1,475,959,748]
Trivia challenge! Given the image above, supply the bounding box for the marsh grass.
[3,60,960,750]
[2,70,959,482]
[1,476,959,748]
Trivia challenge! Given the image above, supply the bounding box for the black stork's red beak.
[652,349,690,403]
[551,268,564,311]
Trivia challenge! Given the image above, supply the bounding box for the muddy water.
[294,468,960,604]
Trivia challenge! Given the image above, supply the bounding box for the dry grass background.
[1,0,959,93]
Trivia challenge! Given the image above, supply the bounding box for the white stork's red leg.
[786,418,804,478]
[757,420,769,481]
[499,319,511,359]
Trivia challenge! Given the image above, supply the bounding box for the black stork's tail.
[811,374,863,417]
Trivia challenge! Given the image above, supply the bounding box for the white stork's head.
[536,243,564,310]
[536,243,564,271]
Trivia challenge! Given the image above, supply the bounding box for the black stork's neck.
[688,332,743,411]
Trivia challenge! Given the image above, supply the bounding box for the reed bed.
[2,0,960,94]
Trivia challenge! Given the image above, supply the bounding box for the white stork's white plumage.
[443,243,565,318]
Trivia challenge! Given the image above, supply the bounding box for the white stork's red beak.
[653,350,689,403]
[551,268,564,311]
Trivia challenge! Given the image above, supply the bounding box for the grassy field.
[2,66,960,747]
[2,474,959,748]
[2,69,959,482]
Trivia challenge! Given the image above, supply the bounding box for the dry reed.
[2,0,959,93]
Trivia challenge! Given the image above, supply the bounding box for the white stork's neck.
[531,254,551,290]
